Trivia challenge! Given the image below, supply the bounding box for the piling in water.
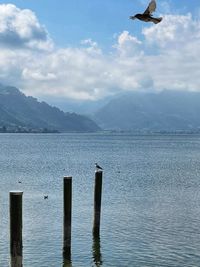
[63,176,72,260]
[92,235,102,266]
[93,170,103,237]
[10,191,23,267]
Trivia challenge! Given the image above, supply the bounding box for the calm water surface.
[1,133,200,266]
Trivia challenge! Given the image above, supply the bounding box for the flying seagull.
[130,0,162,24]
[95,163,103,171]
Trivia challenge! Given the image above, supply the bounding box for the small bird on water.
[130,0,162,24]
[95,163,103,171]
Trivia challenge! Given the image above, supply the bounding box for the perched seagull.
[95,163,103,171]
[130,0,162,24]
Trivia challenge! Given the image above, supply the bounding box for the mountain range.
[0,84,100,132]
[1,83,200,133]
[93,91,200,132]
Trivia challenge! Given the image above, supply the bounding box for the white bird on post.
[95,163,103,172]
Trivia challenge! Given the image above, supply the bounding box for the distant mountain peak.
[0,83,22,96]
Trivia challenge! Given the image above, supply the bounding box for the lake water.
[1,133,200,267]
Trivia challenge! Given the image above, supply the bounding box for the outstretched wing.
[143,0,156,15]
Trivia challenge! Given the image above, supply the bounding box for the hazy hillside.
[0,84,100,132]
[44,97,109,114]
[94,91,200,131]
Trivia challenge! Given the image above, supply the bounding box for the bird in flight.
[130,0,162,24]
[95,163,103,171]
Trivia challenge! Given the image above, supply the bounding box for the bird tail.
[129,16,136,20]
[153,17,163,24]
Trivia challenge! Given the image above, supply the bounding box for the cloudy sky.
[0,0,199,101]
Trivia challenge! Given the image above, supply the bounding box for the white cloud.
[143,13,199,48]
[141,13,200,91]
[114,30,142,57]
[22,68,57,81]
[0,4,200,100]
[0,4,53,50]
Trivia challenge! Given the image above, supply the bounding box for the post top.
[64,176,72,180]
[10,191,23,195]
[95,170,103,173]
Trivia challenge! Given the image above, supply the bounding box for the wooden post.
[10,191,23,267]
[63,177,72,260]
[93,170,103,237]
[92,235,102,266]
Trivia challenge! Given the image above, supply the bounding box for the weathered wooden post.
[10,191,23,267]
[93,170,103,237]
[63,176,72,260]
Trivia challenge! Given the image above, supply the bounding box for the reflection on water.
[2,133,200,266]
[63,258,73,267]
[63,239,71,267]
[62,234,103,267]
[92,235,103,267]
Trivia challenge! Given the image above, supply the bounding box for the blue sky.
[0,1,199,101]
[0,0,199,48]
